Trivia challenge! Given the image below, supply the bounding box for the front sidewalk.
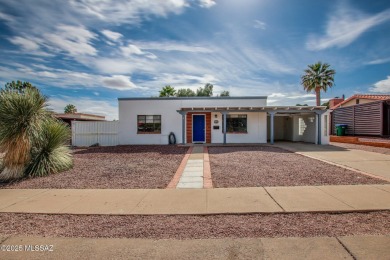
[1,185,389,215]
[1,235,389,259]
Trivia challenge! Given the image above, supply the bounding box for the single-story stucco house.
[118,96,330,145]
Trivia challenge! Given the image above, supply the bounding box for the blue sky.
[0,0,389,120]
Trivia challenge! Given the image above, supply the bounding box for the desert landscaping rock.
[0,211,389,239]
[0,146,187,189]
[208,146,388,187]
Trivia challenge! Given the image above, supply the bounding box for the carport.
[267,106,328,144]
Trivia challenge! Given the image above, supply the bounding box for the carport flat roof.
[178,106,327,113]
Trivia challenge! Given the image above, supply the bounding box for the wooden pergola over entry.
[177,106,327,145]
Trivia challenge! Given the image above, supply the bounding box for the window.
[225,114,247,133]
[137,115,161,134]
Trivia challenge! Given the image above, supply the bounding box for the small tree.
[220,90,230,96]
[3,80,36,94]
[321,101,330,108]
[197,83,213,96]
[176,88,196,97]
[159,85,176,97]
[64,104,77,114]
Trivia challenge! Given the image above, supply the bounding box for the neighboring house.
[330,94,390,109]
[118,96,330,145]
[55,113,106,125]
[329,95,390,136]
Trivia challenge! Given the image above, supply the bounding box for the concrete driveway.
[275,142,390,181]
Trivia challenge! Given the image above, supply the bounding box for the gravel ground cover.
[330,142,390,155]
[209,146,388,187]
[0,212,388,239]
[0,146,187,189]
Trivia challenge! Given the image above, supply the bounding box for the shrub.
[25,119,73,177]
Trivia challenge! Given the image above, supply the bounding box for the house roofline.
[330,94,390,109]
[118,96,268,101]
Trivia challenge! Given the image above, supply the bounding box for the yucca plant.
[25,119,72,177]
[0,88,49,180]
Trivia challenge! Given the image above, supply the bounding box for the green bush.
[25,119,73,177]
[0,83,73,180]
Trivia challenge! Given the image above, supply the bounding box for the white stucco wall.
[118,97,267,145]
[321,111,330,145]
[289,114,316,143]
[118,99,183,145]
[211,112,267,144]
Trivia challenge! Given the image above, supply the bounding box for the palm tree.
[64,104,77,114]
[159,85,176,97]
[301,62,336,106]
[0,87,49,180]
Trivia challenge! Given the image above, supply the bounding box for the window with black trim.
[137,115,161,133]
[226,114,247,133]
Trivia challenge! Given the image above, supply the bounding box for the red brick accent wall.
[186,112,211,143]
[330,136,390,148]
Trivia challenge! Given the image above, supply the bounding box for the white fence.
[72,121,118,146]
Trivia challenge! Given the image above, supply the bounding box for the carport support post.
[221,111,227,144]
[178,111,186,144]
[269,112,276,145]
[316,112,322,145]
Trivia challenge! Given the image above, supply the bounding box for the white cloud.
[269,93,286,98]
[287,94,316,99]
[101,29,123,41]
[370,76,390,93]
[0,11,14,22]
[101,75,138,90]
[366,57,390,65]
[49,97,118,120]
[136,41,213,53]
[9,36,40,51]
[306,4,390,51]
[198,0,216,8]
[44,25,97,56]
[121,44,144,56]
[70,0,189,24]
[253,20,266,30]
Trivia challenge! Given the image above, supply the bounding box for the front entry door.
[193,115,205,143]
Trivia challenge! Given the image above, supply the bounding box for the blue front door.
[193,115,205,143]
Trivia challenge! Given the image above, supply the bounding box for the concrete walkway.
[167,146,213,189]
[1,235,389,259]
[274,142,390,181]
[1,185,389,215]
[177,146,204,188]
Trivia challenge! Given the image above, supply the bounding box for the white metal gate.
[71,121,118,146]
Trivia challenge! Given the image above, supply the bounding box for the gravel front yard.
[209,146,388,187]
[0,212,388,239]
[0,146,187,189]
